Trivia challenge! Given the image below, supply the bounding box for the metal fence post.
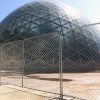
[22,40,24,87]
[59,34,63,100]
[0,45,3,86]
[0,45,1,86]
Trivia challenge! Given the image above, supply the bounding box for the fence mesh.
[0,31,100,99]
[23,34,60,93]
[1,40,24,86]
[0,33,60,94]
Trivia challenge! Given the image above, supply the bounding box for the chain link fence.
[0,40,24,86]
[0,33,60,94]
[0,31,100,100]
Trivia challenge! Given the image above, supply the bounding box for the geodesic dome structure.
[0,1,73,43]
[0,1,100,73]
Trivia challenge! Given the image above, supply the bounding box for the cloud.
[39,0,80,18]
[56,2,80,18]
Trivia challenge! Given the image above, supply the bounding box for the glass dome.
[0,1,100,72]
[0,1,75,43]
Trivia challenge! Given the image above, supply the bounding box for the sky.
[0,0,100,24]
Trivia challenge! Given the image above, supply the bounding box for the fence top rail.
[0,32,59,45]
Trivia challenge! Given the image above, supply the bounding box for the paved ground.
[0,85,50,100]
[0,85,83,100]
[0,73,100,100]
